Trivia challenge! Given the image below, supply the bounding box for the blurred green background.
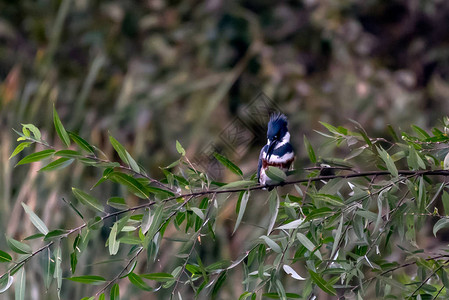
[1,0,449,299]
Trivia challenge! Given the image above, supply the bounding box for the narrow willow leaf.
[433,218,449,237]
[306,207,333,220]
[411,125,430,139]
[377,146,398,177]
[443,191,449,216]
[14,267,25,300]
[54,245,62,299]
[141,208,151,235]
[213,153,243,176]
[143,205,164,248]
[107,197,128,210]
[9,142,32,160]
[283,265,306,280]
[331,215,344,259]
[43,248,54,289]
[22,124,41,140]
[267,191,279,235]
[66,275,106,285]
[233,191,249,234]
[296,232,322,260]
[260,235,282,253]
[54,150,82,158]
[107,172,148,199]
[314,194,344,207]
[70,252,77,274]
[175,140,186,156]
[0,250,12,263]
[108,223,120,255]
[68,132,94,153]
[126,152,140,173]
[24,233,45,240]
[276,218,304,230]
[98,294,105,300]
[53,106,70,147]
[141,273,174,282]
[72,188,104,212]
[217,180,255,190]
[6,237,31,254]
[0,274,14,293]
[212,272,227,298]
[110,283,120,300]
[21,203,49,234]
[16,149,55,166]
[109,136,131,166]
[309,270,337,296]
[191,207,204,220]
[266,166,287,183]
[128,273,153,291]
[303,135,317,163]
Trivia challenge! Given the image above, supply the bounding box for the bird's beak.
[267,139,278,159]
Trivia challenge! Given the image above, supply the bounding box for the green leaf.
[443,191,449,216]
[16,149,55,166]
[377,146,398,177]
[68,132,94,154]
[54,150,83,158]
[72,188,104,212]
[110,283,120,300]
[0,274,14,293]
[143,205,164,248]
[296,232,322,260]
[128,273,153,291]
[109,136,139,171]
[176,140,186,156]
[218,180,256,190]
[107,172,149,199]
[53,106,70,147]
[0,250,12,263]
[233,191,249,234]
[108,222,120,255]
[39,157,74,172]
[309,271,336,296]
[107,197,128,210]
[70,252,77,274]
[433,218,449,237]
[212,271,227,298]
[260,235,282,253]
[330,215,344,259]
[43,248,54,290]
[313,194,344,207]
[411,125,430,139]
[66,275,106,285]
[266,166,287,183]
[213,153,243,176]
[21,203,49,234]
[6,237,31,254]
[9,142,32,160]
[267,190,279,235]
[191,207,204,220]
[22,124,41,140]
[98,294,105,300]
[24,233,45,240]
[140,273,174,282]
[303,135,317,163]
[306,207,333,220]
[14,267,25,300]
[54,245,62,298]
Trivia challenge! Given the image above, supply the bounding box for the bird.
[257,113,295,187]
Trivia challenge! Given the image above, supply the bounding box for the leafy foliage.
[4,115,449,300]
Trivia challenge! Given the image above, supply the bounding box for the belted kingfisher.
[257,113,295,186]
